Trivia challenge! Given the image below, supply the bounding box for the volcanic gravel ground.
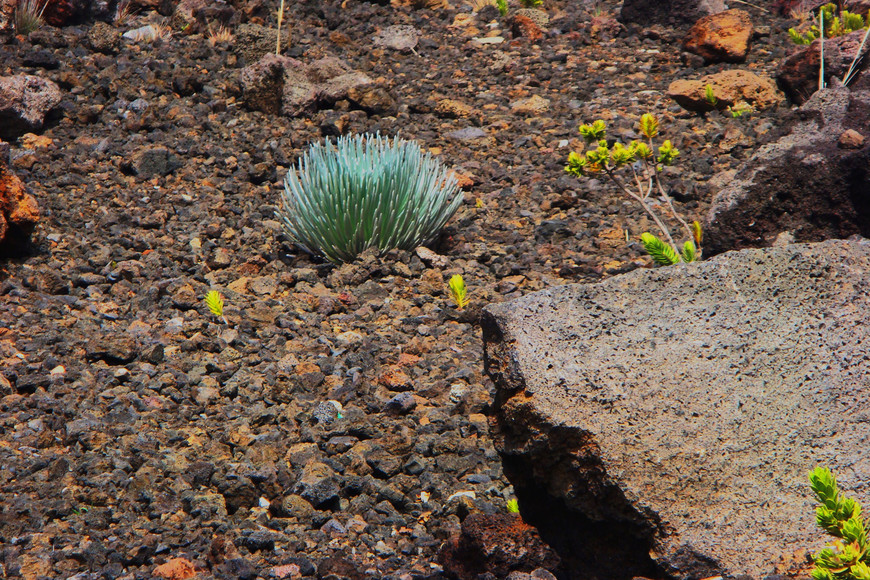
[0,0,801,578]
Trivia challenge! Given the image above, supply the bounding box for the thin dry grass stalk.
[114,0,138,26]
[14,0,47,35]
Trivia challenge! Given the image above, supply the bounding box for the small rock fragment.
[153,558,196,580]
[838,129,865,149]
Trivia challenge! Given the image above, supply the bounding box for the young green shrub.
[277,133,464,264]
[789,3,868,44]
[496,0,508,16]
[808,467,870,580]
[565,113,702,266]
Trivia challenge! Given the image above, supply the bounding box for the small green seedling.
[704,84,718,107]
[448,275,470,309]
[808,466,870,580]
[496,0,508,16]
[565,113,702,266]
[205,290,228,324]
[729,104,753,118]
[506,499,520,513]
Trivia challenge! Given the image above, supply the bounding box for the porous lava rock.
[438,514,561,580]
[620,0,727,27]
[41,0,114,25]
[482,239,870,580]
[704,83,870,255]
[239,53,373,117]
[0,140,39,250]
[778,28,870,104]
[668,69,782,113]
[0,74,62,141]
[682,9,753,63]
[0,0,14,36]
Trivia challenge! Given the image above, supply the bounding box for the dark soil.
[0,1,802,578]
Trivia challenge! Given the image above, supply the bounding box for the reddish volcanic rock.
[682,9,753,63]
[0,140,39,248]
[438,514,561,580]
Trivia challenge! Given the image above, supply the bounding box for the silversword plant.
[277,133,463,264]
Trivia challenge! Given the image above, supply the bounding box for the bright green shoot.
[704,84,718,107]
[205,290,228,324]
[448,274,470,310]
[506,498,520,513]
[496,0,508,16]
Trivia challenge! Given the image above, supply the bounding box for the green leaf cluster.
[809,467,870,580]
[496,0,507,16]
[789,3,868,44]
[641,233,699,265]
[277,133,463,264]
[565,114,701,267]
[565,121,677,179]
[520,0,542,7]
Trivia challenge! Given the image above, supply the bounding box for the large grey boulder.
[482,239,870,580]
[704,84,870,256]
[0,75,62,141]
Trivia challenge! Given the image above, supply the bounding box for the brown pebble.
[838,129,865,149]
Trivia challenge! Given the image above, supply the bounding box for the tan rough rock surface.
[668,69,782,112]
[682,9,753,63]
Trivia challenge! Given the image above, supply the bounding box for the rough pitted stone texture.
[668,69,782,113]
[620,0,727,26]
[0,75,62,141]
[372,25,419,52]
[87,21,120,54]
[482,239,870,580]
[511,14,543,41]
[438,514,561,580]
[704,84,870,255]
[233,23,291,65]
[0,0,13,37]
[682,9,753,63]
[240,54,373,117]
[778,28,870,105]
[514,8,549,27]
